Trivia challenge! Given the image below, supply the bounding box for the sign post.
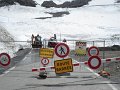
[0,53,11,67]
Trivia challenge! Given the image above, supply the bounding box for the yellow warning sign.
[54,58,73,74]
[75,49,86,55]
[40,48,54,58]
[75,41,86,56]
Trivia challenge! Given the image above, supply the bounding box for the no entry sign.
[0,53,11,67]
[55,43,70,58]
[88,56,101,70]
[88,46,99,56]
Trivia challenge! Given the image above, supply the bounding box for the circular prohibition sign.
[88,46,99,56]
[41,58,50,66]
[88,56,101,70]
[0,53,11,67]
[55,43,70,58]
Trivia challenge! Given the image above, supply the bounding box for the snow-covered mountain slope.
[89,0,116,5]
[0,25,16,57]
[0,0,120,57]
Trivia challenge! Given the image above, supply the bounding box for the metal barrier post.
[93,41,95,46]
[102,40,106,70]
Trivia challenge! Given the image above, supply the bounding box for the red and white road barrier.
[32,63,82,72]
[32,66,55,72]
[102,57,120,63]
[32,57,120,72]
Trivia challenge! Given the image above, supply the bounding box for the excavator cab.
[48,34,58,48]
[31,34,42,48]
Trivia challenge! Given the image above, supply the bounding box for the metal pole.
[93,41,95,46]
[103,40,105,59]
[43,39,47,48]
[43,39,45,48]
[45,39,47,48]
[103,40,105,70]
[60,33,61,42]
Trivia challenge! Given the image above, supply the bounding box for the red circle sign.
[0,53,11,66]
[55,43,69,58]
[88,56,101,69]
[88,46,99,56]
[41,58,49,66]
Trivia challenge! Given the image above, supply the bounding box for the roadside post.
[88,46,101,70]
[39,48,54,79]
[41,58,50,67]
[102,40,106,70]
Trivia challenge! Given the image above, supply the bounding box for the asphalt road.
[0,48,120,90]
[0,48,31,74]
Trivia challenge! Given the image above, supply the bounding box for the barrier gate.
[32,39,120,78]
[0,39,120,78]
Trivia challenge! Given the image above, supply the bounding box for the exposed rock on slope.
[41,0,91,8]
[41,1,57,8]
[0,0,37,7]
[117,0,120,3]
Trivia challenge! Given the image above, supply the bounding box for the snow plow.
[31,34,42,48]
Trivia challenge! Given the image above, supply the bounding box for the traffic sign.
[88,46,99,56]
[55,43,70,58]
[41,58,49,66]
[75,41,86,56]
[40,48,54,58]
[88,56,101,69]
[54,58,73,74]
[0,53,11,67]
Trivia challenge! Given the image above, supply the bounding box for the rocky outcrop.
[0,0,15,7]
[0,0,37,7]
[35,11,70,19]
[15,0,37,7]
[47,11,70,17]
[41,0,91,8]
[41,1,57,8]
[59,0,91,8]
[117,0,120,3]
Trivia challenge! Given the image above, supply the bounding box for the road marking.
[29,51,31,54]
[73,59,118,90]
[86,66,118,90]
[0,74,4,77]
[108,82,118,90]
[4,66,16,74]
[0,66,16,77]
[86,67,99,77]
[4,70,10,74]
[8,66,16,71]
[23,56,27,61]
